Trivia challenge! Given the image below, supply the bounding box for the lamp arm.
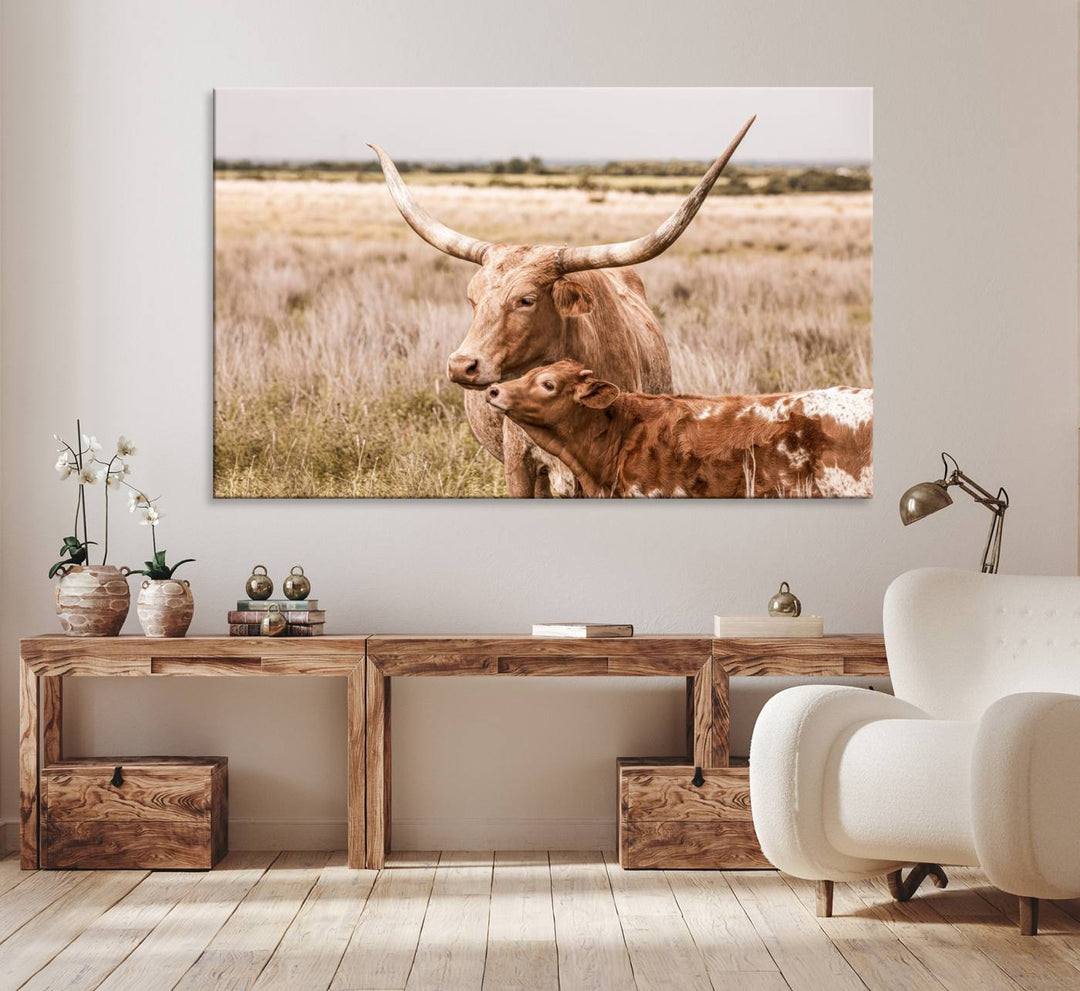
[980,507,1006,574]
[950,470,1009,512]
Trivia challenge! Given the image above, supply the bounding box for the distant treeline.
[214,156,871,194]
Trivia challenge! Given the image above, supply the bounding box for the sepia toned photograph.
[214,87,873,498]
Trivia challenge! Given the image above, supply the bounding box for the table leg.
[19,657,39,869]
[711,657,730,767]
[685,677,695,758]
[365,657,390,869]
[42,677,62,765]
[347,664,366,869]
[691,657,730,768]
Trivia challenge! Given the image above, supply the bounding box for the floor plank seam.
[166,853,278,990]
[61,874,203,991]
[479,852,495,991]
[321,862,380,991]
[601,850,639,990]
[0,872,93,947]
[844,871,1026,991]
[399,851,440,990]
[246,862,323,991]
[27,871,152,990]
[775,872,875,991]
[546,852,561,991]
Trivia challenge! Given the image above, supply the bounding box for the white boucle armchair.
[749,567,1080,935]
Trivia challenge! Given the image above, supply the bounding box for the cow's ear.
[552,278,594,316]
[575,378,620,409]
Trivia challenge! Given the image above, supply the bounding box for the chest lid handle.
[691,766,705,787]
[110,766,124,787]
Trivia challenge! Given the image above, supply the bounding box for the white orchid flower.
[55,455,74,480]
[106,471,125,490]
[128,491,150,512]
[120,460,132,475]
[139,506,163,527]
[81,434,102,455]
[116,436,136,457]
[77,462,104,485]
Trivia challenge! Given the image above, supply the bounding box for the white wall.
[2,0,1077,851]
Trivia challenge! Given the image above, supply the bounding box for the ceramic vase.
[55,565,131,636]
[136,579,194,637]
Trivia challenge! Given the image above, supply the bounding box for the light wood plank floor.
[1,851,1077,990]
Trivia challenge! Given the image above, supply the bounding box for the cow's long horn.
[369,143,491,264]
[556,115,756,274]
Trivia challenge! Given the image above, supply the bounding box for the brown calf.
[485,360,872,498]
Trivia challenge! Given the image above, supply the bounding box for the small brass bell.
[282,565,311,601]
[246,565,273,601]
[261,604,288,637]
[768,581,802,617]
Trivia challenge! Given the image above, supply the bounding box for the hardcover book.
[531,623,634,638]
[228,623,326,637]
[228,610,325,625]
[235,599,319,611]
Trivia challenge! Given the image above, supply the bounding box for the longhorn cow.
[370,116,755,497]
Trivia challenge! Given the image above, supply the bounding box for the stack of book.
[228,599,325,637]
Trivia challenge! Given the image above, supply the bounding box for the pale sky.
[215,87,872,165]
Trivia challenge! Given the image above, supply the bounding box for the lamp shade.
[899,480,953,525]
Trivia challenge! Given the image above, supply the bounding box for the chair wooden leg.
[1019,896,1039,936]
[816,879,834,917]
[886,863,948,902]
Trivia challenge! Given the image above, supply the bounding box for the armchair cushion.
[750,684,938,880]
[973,692,1080,899]
[823,716,978,868]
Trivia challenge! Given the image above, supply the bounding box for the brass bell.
[261,604,287,637]
[246,565,273,601]
[768,581,802,617]
[282,565,311,601]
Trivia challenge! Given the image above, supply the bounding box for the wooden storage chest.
[41,756,227,869]
[617,757,771,869]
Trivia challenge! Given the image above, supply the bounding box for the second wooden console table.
[362,634,887,868]
[20,633,887,871]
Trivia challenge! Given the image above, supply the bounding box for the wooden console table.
[19,636,367,870]
[20,633,887,871]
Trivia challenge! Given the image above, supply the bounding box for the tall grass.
[214,180,871,497]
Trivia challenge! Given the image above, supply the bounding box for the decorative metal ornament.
[283,565,311,601]
[245,565,273,600]
[260,603,287,637]
[768,581,802,617]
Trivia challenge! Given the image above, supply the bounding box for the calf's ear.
[575,378,620,409]
[552,278,594,316]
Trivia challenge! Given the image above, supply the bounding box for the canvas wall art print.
[214,87,872,499]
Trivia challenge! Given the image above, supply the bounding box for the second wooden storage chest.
[618,756,771,869]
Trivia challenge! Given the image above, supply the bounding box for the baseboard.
[391,816,617,851]
[1,820,16,857]
[2,816,618,855]
[228,818,347,850]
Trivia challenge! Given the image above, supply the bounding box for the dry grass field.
[214,177,872,498]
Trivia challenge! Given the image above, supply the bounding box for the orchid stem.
[76,419,89,559]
